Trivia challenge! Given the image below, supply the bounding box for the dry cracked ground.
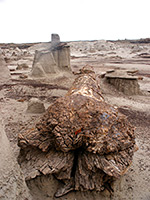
[0,39,150,200]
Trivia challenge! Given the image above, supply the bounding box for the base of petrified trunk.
[18,146,117,197]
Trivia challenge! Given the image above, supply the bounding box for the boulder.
[26,98,46,114]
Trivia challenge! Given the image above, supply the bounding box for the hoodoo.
[31,34,71,78]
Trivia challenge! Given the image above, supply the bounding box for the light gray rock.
[51,33,60,49]
[30,34,71,78]
[30,62,46,77]
[26,98,46,113]
[0,115,32,200]
[31,50,58,77]
[105,70,140,95]
[52,45,71,70]
[0,50,11,85]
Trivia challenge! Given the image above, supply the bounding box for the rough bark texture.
[18,66,137,197]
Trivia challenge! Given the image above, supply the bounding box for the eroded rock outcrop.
[51,33,60,49]
[105,69,140,95]
[0,50,11,85]
[31,34,70,78]
[18,66,137,198]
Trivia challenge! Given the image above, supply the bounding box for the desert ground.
[0,39,150,200]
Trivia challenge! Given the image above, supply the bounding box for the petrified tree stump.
[18,66,137,197]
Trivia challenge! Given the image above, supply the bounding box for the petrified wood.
[18,66,137,197]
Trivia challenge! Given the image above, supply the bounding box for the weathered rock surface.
[31,34,70,78]
[31,50,58,77]
[0,50,11,85]
[17,62,29,70]
[105,70,140,95]
[26,98,46,113]
[52,44,71,70]
[0,115,32,200]
[51,33,60,49]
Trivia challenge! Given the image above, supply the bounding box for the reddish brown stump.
[18,66,137,197]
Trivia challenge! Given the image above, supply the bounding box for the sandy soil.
[0,39,150,200]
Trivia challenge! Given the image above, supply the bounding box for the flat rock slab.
[105,70,138,79]
[105,70,140,95]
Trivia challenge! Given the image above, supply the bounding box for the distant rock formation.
[105,69,140,95]
[0,50,11,85]
[31,51,58,77]
[0,115,32,200]
[31,34,71,78]
[51,33,60,49]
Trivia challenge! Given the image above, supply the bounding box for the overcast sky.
[0,0,150,43]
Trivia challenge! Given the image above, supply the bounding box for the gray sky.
[0,0,150,43]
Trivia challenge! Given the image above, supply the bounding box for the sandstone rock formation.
[105,70,140,95]
[0,50,11,85]
[18,66,137,198]
[31,34,70,78]
[31,51,58,77]
[51,33,60,49]
[0,115,32,200]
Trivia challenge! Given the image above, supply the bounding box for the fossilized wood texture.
[18,69,137,193]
